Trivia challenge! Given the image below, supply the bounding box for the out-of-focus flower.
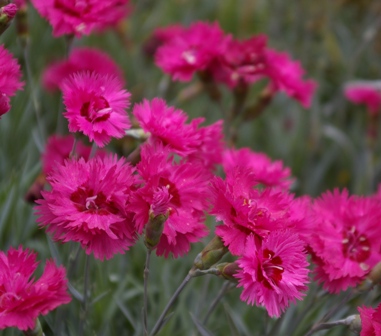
[236,231,309,317]
[43,47,125,92]
[155,21,226,81]
[358,303,381,336]
[63,72,130,147]
[35,156,138,260]
[211,35,267,89]
[307,189,381,293]
[42,134,107,175]
[0,246,71,331]
[143,24,184,57]
[223,147,294,190]
[30,0,130,37]
[0,44,23,118]
[130,141,209,258]
[344,81,381,116]
[264,49,316,108]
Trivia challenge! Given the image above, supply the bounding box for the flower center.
[342,226,370,263]
[158,177,181,208]
[70,187,118,215]
[257,248,284,290]
[182,49,197,65]
[80,96,111,123]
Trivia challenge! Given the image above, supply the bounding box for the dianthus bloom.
[210,166,303,256]
[130,141,210,257]
[43,47,125,91]
[0,246,71,331]
[155,21,226,81]
[264,49,316,108]
[358,303,381,336]
[0,45,23,118]
[223,147,294,190]
[133,98,224,168]
[30,0,130,37]
[307,189,381,293]
[211,35,267,89]
[42,134,106,175]
[35,156,138,260]
[236,232,309,317]
[344,81,381,116]
[63,72,131,147]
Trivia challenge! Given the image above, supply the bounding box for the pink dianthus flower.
[211,35,267,89]
[358,303,381,336]
[35,156,138,260]
[210,167,302,256]
[155,21,226,81]
[0,246,71,331]
[223,147,294,190]
[42,134,107,175]
[63,72,131,147]
[264,49,316,108]
[0,45,23,118]
[236,231,309,318]
[43,47,125,91]
[133,98,223,163]
[344,81,381,116]
[30,0,130,37]
[130,141,209,258]
[307,189,381,293]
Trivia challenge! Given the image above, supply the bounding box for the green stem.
[143,249,152,336]
[79,254,90,335]
[203,281,233,325]
[150,272,193,335]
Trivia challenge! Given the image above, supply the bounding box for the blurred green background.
[1,0,381,335]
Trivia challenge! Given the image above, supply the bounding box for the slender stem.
[150,273,193,336]
[70,137,78,158]
[89,142,98,159]
[203,281,233,325]
[79,254,90,335]
[143,249,152,336]
[304,315,357,336]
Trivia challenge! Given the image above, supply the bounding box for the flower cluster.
[0,247,71,331]
[209,166,310,317]
[153,21,316,107]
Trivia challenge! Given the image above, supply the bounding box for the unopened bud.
[348,314,361,334]
[193,236,228,270]
[15,0,28,47]
[144,213,168,250]
[0,3,17,35]
[214,262,239,282]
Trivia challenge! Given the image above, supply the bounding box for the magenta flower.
[223,147,294,190]
[130,141,209,258]
[43,47,125,92]
[264,49,316,108]
[210,166,301,256]
[35,156,138,260]
[344,81,381,116]
[155,21,226,81]
[211,35,267,89]
[42,134,107,175]
[0,246,71,331]
[30,0,130,37]
[144,24,185,56]
[358,303,381,336]
[63,72,131,147]
[0,45,23,118]
[236,231,309,317]
[133,98,224,169]
[307,189,381,293]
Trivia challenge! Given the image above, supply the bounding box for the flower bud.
[193,236,228,270]
[348,314,361,334]
[358,261,381,292]
[144,213,168,250]
[0,3,17,36]
[215,262,239,282]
